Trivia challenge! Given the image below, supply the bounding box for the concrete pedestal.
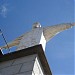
[0,45,52,75]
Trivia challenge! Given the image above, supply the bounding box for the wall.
[0,54,45,75]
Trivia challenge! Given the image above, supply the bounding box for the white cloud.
[0,4,8,18]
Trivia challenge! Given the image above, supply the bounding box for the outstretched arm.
[0,34,24,50]
[43,23,75,42]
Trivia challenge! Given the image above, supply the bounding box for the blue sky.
[0,0,74,75]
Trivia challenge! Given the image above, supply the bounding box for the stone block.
[12,54,37,65]
[0,60,14,69]
[0,64,22,75]
[20,61,34,73]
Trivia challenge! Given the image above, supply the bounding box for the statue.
[0,22,75,53]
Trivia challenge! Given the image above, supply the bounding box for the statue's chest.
[17,28,46,51]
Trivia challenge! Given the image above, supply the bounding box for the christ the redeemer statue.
[0,22,75,52]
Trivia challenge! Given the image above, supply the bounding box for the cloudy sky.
[0,0,74,75]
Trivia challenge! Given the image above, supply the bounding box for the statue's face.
[33,22,41,28]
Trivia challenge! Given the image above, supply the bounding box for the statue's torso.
[17,28,46,50]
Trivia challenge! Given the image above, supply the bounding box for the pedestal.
[0,45,52,75]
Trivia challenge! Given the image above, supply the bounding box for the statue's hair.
[32,22,41,29]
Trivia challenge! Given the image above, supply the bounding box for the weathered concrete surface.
[0,54,45,75]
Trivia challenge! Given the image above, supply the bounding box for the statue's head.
[32,22,41,29]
